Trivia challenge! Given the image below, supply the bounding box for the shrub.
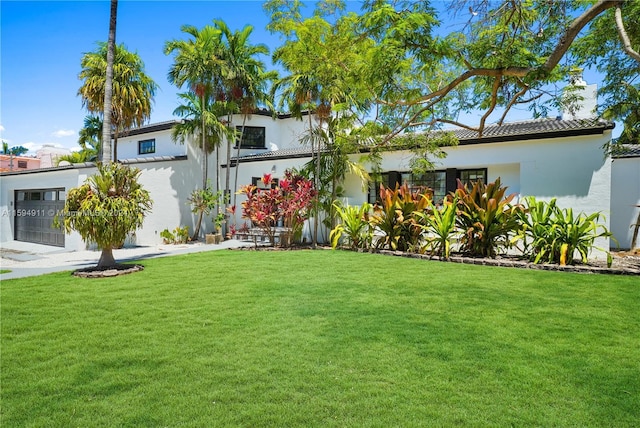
[370,183,431,252]
[455,178,523,258]
[330,202,373,250]
[514,197,612,266]
[238,171,316,246]
[415,196,459,259]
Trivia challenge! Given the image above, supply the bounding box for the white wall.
[0,167,92,251]
[117,128,187,160]
[611,156,640,249]
[226,113,313,155]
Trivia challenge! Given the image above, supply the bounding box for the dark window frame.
[138,139,156,155]
[236,126,266,149]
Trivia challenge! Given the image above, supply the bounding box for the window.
[458,169,487,188]
[138,139,156,155]
[236,126,266,149]
[252,176,278,190]
[17,160,28,168]
[401,171,447,204]
[368,171,446,204]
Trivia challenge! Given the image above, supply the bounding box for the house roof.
[231,117,615,164]
[0,155,189,176]
[115,120,181,138]
[449,117,614,145]
[611,144,640,159]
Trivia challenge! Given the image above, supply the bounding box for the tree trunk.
[97,246,116,268]
[100,0,117,163]
[309,111,318,249]
[192,209,204,241]
[232,115,247,209]
[201,92,208,189]
[224,115,232,235]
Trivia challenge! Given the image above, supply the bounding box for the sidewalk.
[0,239,253,280]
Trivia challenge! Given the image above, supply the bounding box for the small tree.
[56,162,152,268]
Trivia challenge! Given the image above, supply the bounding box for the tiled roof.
[611,144,640,159]
[232,118,615,163]
[441,117,614,145]
[228,147,313,165]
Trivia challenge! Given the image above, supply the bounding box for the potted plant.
[206,209,226,244]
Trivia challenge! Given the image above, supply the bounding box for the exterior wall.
[1,143,206,251]
[0,167,91,251]
[611,156,640,249]
[117,128,187,160]
[226,113,312,156]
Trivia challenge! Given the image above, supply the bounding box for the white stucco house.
[2,93,639,254]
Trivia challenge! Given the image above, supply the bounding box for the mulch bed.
[73,264,144,278]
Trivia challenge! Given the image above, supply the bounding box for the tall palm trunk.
[309,110,318,248]
[232,114,248,209]
[100,0,117,163]
[201,91,208,189]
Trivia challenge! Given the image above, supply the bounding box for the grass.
[0,269,11,274]
[1,250,638,427]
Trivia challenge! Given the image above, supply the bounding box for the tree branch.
[615,5,640,63]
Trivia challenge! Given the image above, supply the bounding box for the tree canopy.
[265,0,639,142]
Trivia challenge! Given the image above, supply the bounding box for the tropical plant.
[78,41,157,162]
[212,20,277,210]
[187,183,223,241]
[415,196,459,259]
[514,197,613,266]
[1,143,29,156]
[55,162,152,268]
[455,178,524,258]
[57,115,102,165]
[171,92,233,189]
[165,24,225,189]
[330,202,373,250]
[238,171,316,246]
[370,183,431,252]
[161,226,190,244]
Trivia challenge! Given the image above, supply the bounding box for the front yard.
[1,250,638,426]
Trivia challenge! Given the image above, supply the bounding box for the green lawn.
[1,250,638,427]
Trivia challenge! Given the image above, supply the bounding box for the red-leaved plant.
[238,170,316,246]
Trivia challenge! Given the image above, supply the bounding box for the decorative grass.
[2,250,638,427]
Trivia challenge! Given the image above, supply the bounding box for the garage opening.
[14,188,66,247]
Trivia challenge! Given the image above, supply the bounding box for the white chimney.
[561,68,597,120]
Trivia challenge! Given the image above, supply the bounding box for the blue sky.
[1,1,611,154]
[1,0,285,153]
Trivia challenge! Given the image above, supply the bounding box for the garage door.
[14,188,66,247]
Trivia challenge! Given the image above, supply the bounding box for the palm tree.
[171,91,233,191]
[165,24,225,189]
[79,42,157,162]
[99,0,117,163]
[57,115,102,165]
[212,20,277,210]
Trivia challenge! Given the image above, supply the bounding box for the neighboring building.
[0,154,40,173]
[36,145,72,168]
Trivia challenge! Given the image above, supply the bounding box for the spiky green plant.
[370,183,431,252]
[455,178,524,258]
[415,196,459,259]
[330,202,373,250]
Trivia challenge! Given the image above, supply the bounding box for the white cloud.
[0,124,5,132]
[51,129,75,138]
